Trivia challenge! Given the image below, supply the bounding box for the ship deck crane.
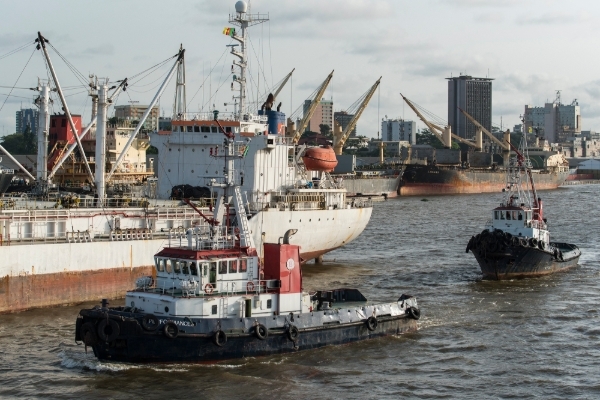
[458,107,511,165]
[333,77,381,155]
[259,69,295,111]
[400,94,480,150]
[289,71,334,144]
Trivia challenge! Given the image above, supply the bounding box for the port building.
[447,75,493,140]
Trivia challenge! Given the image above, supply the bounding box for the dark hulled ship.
[466,140,581,280]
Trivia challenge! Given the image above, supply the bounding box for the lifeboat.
[302,146,338,172]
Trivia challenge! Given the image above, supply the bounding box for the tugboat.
[74,118,420,363]
[466,138,581,280]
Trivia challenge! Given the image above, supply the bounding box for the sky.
[1,0,600,139]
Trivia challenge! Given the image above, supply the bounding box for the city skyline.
[1,0,600,139]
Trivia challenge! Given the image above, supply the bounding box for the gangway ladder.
[233,186,256,250]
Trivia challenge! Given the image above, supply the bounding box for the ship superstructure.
[0,2,372,314]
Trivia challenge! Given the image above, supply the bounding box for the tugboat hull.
[79,314,417,363]
[469,235,581,280]
[76,294,420,364]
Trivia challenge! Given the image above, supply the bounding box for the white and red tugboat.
[466,138,581,280]
[74,117,419,363]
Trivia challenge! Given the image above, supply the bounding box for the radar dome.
[235,1,247,13]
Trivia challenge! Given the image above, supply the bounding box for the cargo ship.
[398,146,569,196]
[466,139,581,279]
[0,3,372,314]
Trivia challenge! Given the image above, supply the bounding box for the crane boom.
[272,68,294,101]
[291,70,334,144]
[400,93,449,147]
[458,107,509,150]
[333,77,381,155]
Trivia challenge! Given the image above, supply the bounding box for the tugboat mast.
[228,1,268,121]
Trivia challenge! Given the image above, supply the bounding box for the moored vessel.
[466,139,581,280]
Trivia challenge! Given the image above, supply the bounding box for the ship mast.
[228,1,268,121]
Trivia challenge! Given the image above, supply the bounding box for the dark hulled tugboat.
[74,117,420,363]
[466,139,581,280]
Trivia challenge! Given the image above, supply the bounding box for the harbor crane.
[332,77,381,155]
[288,70,334,144]
[458,107,511,164]
[400,94,480,150]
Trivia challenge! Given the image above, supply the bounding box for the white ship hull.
[0,205,370,313]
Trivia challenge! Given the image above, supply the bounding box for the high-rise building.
[381,118,416,144]
[334,111,357,137]
[303,99,333,134]
[114,105,159,131]
[447,75,493,140]
[523,101,580,144]
[15,108,38,134]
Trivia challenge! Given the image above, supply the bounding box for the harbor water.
[1,185,599,399]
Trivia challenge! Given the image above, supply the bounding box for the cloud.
[440,0,521,7]
[0,34,34,50]
[81,44,115,56]
[516,12,584,25]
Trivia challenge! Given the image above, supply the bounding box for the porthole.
[191,170,194,173]
[168,169,171,172]
[165,306,169,312]
[192,148,195,152]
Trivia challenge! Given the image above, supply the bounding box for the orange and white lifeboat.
[302,146,338,172]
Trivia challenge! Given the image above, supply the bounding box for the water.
[1,185,599,399]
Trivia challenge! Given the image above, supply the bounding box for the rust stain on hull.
[0,266,153,314]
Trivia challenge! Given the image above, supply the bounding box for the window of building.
[51,120,56,127]
[61,119,66,127]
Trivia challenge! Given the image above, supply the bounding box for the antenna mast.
[228,1,268,121]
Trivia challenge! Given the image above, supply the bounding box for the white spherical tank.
[235,1,247,13]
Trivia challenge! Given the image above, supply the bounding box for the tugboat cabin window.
[512,211,518,220]
[500,212,505,220]
[155,258,165,272]
[181,261,190,275]
[229,260,237,273]
[518,212,523,220]
[190,262,198,276]
[212,305,217,315]
[267,299,272,309]
[219,261,227,274]
[239,259,247,273]
[187,126,193,132]
[201,126,210,133]
[194,126,200,132]
[494,211,499,220]
[173,260,181,274]
[506,212,511,220]
[202,263,209,276]
[166,260,173,273]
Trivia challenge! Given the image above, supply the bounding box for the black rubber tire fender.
[539,241,546,250]
[407,307,421,320]
[366,316,378,331]
[519,238,528,247]
[511,236,520,246]
[81,322,98,346]
[255,324,268,340]
[97,319,120,342]
[141,314,160,331]
[530,238,538,248]
[213,330,227,347]
[164,322,179,339]
[287,325,299,341]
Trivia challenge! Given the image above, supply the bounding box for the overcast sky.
[1,0,599,138]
